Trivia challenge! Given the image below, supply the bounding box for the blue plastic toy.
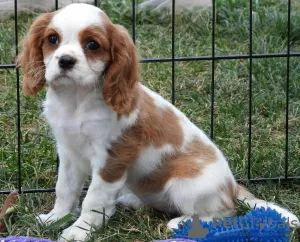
[169,207,291,241]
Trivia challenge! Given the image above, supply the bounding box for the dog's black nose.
[58,55,76,69]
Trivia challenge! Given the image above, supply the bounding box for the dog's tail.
[236,184,300,227]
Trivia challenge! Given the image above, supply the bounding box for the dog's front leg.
[37,146,86,224]
[60,168,126,242]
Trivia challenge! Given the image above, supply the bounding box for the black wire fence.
[0,0,299,195]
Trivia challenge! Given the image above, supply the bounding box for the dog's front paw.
[37,212,61,225]
[60,225,90,242]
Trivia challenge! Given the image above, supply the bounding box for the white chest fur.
[43,85,113,172]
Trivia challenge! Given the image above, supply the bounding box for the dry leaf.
[0,190,18,232]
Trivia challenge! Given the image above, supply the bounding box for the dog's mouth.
[54,70,73,80]
[56,73,69,79]
[46,71,75,86]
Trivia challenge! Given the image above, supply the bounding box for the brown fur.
[78,26,111,63]
[101,90,217,189]
[100,89,184,183]
[42,28,61,56]
[135,138,217,193]
[17,12,55,96]
[102,20,140,114]
[78,23,140,117]
[116,86,140,120]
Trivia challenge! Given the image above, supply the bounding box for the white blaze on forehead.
[51,3,106,35]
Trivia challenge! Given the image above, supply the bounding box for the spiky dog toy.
[164,207,292,242]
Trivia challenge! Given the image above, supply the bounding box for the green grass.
[0,0,300,241]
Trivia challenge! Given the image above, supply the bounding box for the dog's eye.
[48,35,59,45]
[86,40,100,50]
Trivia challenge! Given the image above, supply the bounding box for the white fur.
[130,144,175,178]
[34,4,299,242]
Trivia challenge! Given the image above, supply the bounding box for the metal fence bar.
[247,0,253,181]
[210,0,216,139]
[285,0,291,179]
[143,52,300,61]
[171,0,175,105]
[0,64,17,69]
[55,0,59,174]
[2,175,300,195]
[132,0,136,44]
[2,52,300,70]
[14,0,21,194]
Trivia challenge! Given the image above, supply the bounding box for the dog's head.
[18,3,139,113]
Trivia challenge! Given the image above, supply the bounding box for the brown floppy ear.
[17,12,54,96]
[103,24,139,113]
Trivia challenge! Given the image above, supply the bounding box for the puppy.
[17,3,299,241]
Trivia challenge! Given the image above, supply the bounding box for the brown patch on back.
[135,137,217,193]
[187,138,217,163]
[100,89,184,183]
[137,90,183,148]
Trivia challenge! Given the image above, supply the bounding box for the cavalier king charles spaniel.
[17,3,299,241]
